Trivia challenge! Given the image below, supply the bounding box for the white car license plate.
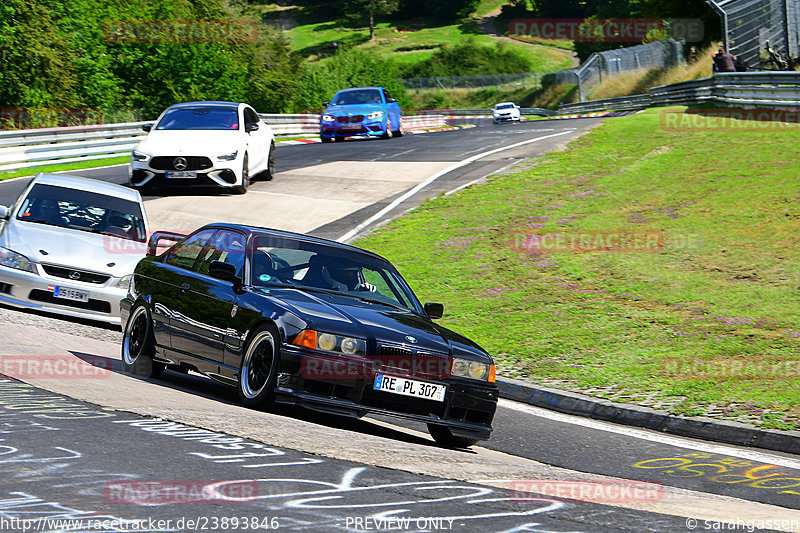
[53,286,89,302]
[166,171,197,179]
[373,374,446,402]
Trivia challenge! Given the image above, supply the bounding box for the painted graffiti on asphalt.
[633,452,800,495]
[0,380,112,419]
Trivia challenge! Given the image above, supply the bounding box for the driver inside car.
[321,258,376,292]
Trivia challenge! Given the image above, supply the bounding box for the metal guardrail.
[419,108,556,117]
[558,72,800,114]
[0,114,448,173]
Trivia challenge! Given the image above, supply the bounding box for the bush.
[402,38,533,78]
[292,48,410,112]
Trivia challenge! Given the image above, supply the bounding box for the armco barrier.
[0,113,447,173]
[559,71,800,114]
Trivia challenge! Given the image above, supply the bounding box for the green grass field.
[0,156,129,181]
[356,107,800,429]
[287,21,572,72]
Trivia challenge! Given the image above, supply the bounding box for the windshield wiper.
[354,296,409,312]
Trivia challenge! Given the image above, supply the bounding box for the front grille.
[336,115,364,123]
[28,290,111,313]
[149,156,213,171]
[41,265,110,285]
[377,345,449,379]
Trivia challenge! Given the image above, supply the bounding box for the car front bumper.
[277,346,498,440]
[0,264,126,324]
[319,118,386,138]
[130,156,243,189]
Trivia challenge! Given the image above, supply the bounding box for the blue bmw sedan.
[319,87,402,142]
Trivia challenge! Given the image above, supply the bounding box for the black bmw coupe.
[120,224,498,447]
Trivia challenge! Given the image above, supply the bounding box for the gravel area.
[0,303,122,344]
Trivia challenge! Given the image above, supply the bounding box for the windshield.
[496,103,515,110]
[156,107,240,130]
[251,235,423,314]
[16,184,147,242]
[331,90,383,106]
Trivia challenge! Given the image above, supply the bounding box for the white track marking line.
[336,131,573,242]
[500,399,800,470]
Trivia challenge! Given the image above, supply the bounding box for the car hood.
[262,288,491,362]
[0,221,143,276]
[323,104,386,117]
[135,130,241,156]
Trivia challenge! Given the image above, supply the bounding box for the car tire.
[427,423,479,449]
[334,136,345,142]
[381,117,392,139]
[392,117,403,137]
[320,136,332,143]
[237,323,281,408]
[235,153,250,194]
[121,303,164,378]
[264,141,276,181]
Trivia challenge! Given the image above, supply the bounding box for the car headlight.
[217,150,238,161]
[291,329,366,356]
[322,115,335,122]
[131,150,150,162]
[367,111,384,120]
[0,247,36,273]
[114,274,132,290]
[451,357,495,383]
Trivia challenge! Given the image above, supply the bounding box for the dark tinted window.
[16,183,146,242]
[165,230,217,271]
[251,234,422,313]
[196,230,246,276]
[156,107,239,130]
[244,107,259,125]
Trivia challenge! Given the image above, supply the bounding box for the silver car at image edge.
[0,173,150,324]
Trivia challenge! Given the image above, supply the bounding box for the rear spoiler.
[147,231,187,256]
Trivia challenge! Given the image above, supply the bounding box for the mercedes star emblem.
[69,271,81,280]
[173,157,188,171]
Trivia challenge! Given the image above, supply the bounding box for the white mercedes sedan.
[0,173,149,324]
[129,101,276,194]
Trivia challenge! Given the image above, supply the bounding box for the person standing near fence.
[712,47,737,72]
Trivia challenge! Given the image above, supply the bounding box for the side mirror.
[147,230,186,256]
[246,122,259,133]
[209,260,238,283]
[0,205,9,220]
[323,101,330,107]
[424,302,444,319]
[386,97,397,103]
[142,124,152,132]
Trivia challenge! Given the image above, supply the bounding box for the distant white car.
[492,102,521,123]
[0,173,149,324]
[129,101,275,194]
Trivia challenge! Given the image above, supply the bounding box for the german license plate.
[165,171,197,179]
[373,374,446,402]
[340,124,362,130]
[53,286,89,302]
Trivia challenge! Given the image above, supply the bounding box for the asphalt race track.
[0,119,798,532]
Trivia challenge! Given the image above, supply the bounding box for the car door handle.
[180,283,190,293]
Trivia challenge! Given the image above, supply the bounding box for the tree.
[344,0,399,40]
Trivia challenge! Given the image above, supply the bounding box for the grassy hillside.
[356,107,800,429]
